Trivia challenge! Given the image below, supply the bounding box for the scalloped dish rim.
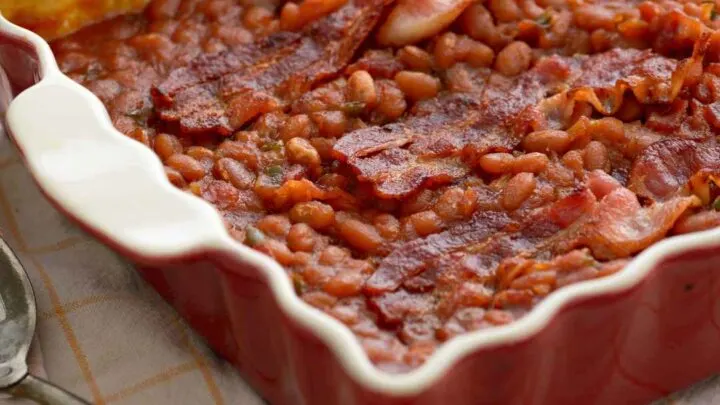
[2,12,720,398]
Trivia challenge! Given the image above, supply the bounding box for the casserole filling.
[51,0,720,372]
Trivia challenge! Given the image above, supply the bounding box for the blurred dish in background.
[0,0,149,39]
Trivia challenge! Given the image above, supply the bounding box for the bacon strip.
[364,210,512,295]
[628,140,720,201]
[578,188,697,260]
[152,0,390,135]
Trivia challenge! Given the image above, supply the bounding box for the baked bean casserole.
[50,0,720,372]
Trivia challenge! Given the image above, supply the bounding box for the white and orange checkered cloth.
[0,127,716,405]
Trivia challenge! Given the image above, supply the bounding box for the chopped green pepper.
[535,11,552,27]
[342,101,366,116]
[291,273,307,295]
[261,141,283,151]
[265,165,283,177]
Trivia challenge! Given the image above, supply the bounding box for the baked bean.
[147,0,181,20]
[588,117,625,143]
[617,19,650,41]
[214,158,256,189]
[574,5,616,31]
[164,166,187,188]
[243,6,274,31]
[502,172,536,210]
[489,0,523,22]
[347,70,377,108]
[512,152,548,174]
[519,0,545,18]
[316,173,349,189]
[289,201,335,229]
[129,33,175,62]
[287,223,318,252]
[444,64,476,93]
[256,215,291,238]
[399,316,440,344]
[324,270,365,297]
[373,213,401,240]
[495,41,532,76]
[460,4,501,47]
[186,145,214,162]
[302,291,338,310]
[286,137,321,167]
[433,188,466,221]
[394,71,440,102]
[484,310,514,325]
[330,304,361,325]
[311,111,347,138]
[255,238,295,265]
[409,210,444,236]
[583,141,609,171]
[493,288,534,307]
[279,2,300,31]
[309,137,336,160]
[546,161,576,187]
[457,37,495,68]
[375,80,407,121]
[522,130,572,154]
[590,29,614,53]
[479,153,515,174]
[216,140,259,169]
[397,46,433,71]
[561,150,585,177]
[127,128,151,147]
[336,216,384,252]
[319,246,349,266]
[214,25,253,46]
[279,114,313,140]
[199,179,239,210]
[434,32,458,69]
[510,270,557,290]
[456,282,493,307]
[166,154,205,181]
[154,133,182,160]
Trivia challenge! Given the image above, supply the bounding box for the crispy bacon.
[578,188,697,260]
[364,210,512,295]
[152,0,390,135]
[628,139,720,201]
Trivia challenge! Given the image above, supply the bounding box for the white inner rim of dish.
[2,13,719,396]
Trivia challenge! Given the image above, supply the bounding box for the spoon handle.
[8,374,91,405]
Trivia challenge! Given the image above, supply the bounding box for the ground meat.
[52,0,720,372]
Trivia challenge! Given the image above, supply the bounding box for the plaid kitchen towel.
[0,124,717,405]
[0,131,264,404]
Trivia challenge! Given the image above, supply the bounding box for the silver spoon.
[0,237,90,404]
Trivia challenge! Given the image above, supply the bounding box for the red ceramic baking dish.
[1,11,720,405]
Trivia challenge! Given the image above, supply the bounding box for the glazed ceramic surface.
[1,14,719,405]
